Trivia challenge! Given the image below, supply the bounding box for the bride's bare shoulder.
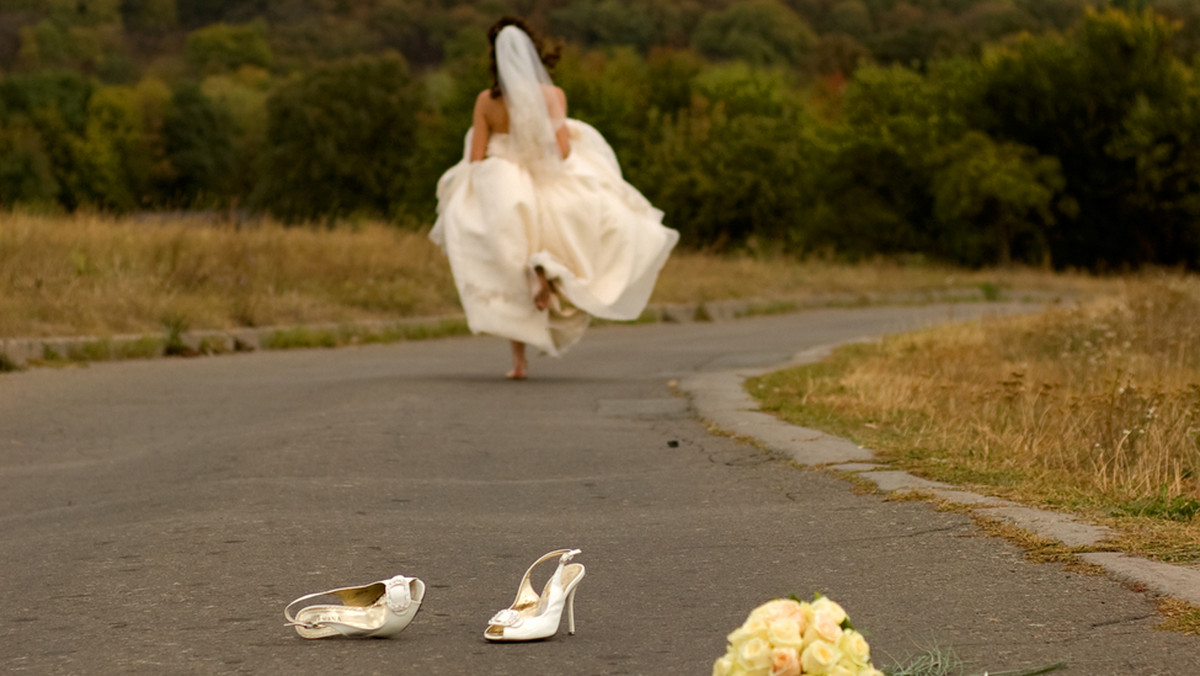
[474,89,506,124]
[475,89,498,109]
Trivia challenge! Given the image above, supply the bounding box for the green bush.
[253,51,421,222]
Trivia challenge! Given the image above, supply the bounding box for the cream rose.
[827,664,857,676]
[800,639,842,675]
[766,617,805,649]
[728,619,769,649]
[768,647,801,676]
[754,599,806,623]
[809,610,844,643]
[811,597,847,626]
[737,636,773,672]
[713,655,735,676]
[838,630,871,666]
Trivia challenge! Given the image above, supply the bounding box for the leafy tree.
[17,21,70,71]
[200,66,270,200]
[254,51,422,222]
[555,47,653,157]
[692,0,816,67]
[185,20,273,75]
[0,70,94,208]
[74,85,152,210]
[802,63,962,258]
[42,0,122,28]
[120,0,181,31]
[631,66,815,250]
[813,32,872,76]
[0,119,58,207]
[692,63,795,118]
[931,131,1065,265]
[162,81,237,206]
[269,15,382,69]
[549,0,700,53]
[827,0,873,39]
[976,8,1200,267]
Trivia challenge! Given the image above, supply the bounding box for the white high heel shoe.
[485,549,586,642]
[284,574,425,639]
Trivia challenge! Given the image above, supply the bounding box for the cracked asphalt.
[2,304,1198,675]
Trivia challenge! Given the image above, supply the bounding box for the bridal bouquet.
[714,596,884,676]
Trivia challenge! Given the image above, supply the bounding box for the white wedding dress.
[431,106,678,357]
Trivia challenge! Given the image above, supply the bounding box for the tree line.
[1,1,1199,269]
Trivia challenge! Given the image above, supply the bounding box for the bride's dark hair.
[488,16,561,99]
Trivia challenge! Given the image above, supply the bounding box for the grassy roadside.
[749,277,1200,569]
[2,212,1112,342]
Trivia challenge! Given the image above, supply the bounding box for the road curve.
[1,304,1197,675]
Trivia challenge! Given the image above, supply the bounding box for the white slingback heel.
[284,574,425,639]
[485,549,586,642]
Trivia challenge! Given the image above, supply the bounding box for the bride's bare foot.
[507,341,528,380]
[533,268,552,311]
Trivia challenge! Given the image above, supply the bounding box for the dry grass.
[0,212,460,337]
[1155,597,1200,635]
[1,212,1113,340]
[752,277,1200,564]
[652,250,1107,304]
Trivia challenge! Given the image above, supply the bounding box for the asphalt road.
[2,305,1198,675]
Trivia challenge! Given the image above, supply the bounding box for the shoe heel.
[566,586,577,635]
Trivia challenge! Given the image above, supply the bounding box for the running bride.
[431,17,679,379]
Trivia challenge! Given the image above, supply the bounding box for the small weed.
[978,281,1003,301]
[118,336,165,359]
[161,313,192,356]
[68,339,113,362]
[0,353,21,372]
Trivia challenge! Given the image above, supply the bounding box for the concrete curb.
[678,339,1200,609]
[2,287,1055,370]
[0,315,470,369]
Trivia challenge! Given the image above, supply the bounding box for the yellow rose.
[860,669,886,676]
[837,630,871,665]
[769,647,801,676]
[754,599,805,623]
[827,664,857,676]
[713,655,735,676]
[800,639,842,675]
[767,617,805,648]
[728,619,770,649]
[811,597,848,626]
[810,610,844,643]
[737,636,773,672]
